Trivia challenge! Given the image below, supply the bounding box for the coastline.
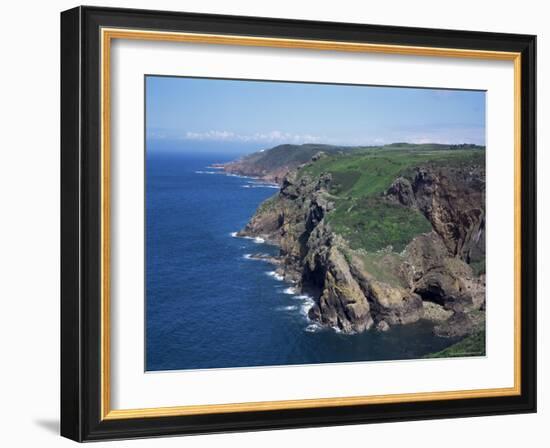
[192,152,485,360]
[219,146,485,346]
[230,231,320,329]
[196,164,320,327]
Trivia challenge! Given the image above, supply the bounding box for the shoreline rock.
[247,253,282,265]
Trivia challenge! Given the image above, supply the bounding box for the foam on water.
[276,305,298,312]
[305,323,323,333]
[294,294,310,300]
[301,300,315,316]
[283,287,297,295]
[250,253,272,262]
[244,180,280,189]
[266,271,284,281]
[241,184,279,189]
[227,173,258,180]
[231,232,265,243]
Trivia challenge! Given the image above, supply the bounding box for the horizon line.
[145,139,487,148]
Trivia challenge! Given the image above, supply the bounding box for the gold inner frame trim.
[100,27,522,421]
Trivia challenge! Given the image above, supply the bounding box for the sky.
[146,75,486,154]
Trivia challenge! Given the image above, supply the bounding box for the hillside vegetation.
[425,330,486,358]
[300,148,485,253]
[223,143,484,184]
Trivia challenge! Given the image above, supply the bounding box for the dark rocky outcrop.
[387,165,485,263]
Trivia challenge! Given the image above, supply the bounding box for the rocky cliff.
[222,144,350,183]
[237,146,486,339]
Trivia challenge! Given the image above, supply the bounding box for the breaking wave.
[276,305,298,312]
[242,181,279,189]
[305,323,323,333]
[230,232,266,244]
[294,294,315,317]
[266,271,284,281]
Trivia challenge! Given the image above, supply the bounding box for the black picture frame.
[61,5,536,442]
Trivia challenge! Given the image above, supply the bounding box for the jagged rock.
[422,301,454,322]
[434,312,474,338]
[387,177,416,207]
[305,232,373,333]
[400,232,449,283]
[238,208,282,242]
[414,271,473,312]
[387,166,485,263]
[413,167,485,261]
[248,253,281,264]
[369,281,424,325]
[376,320,390,332]
[401,232,479,312]
[311,151,327,162]
[348,258,424,326]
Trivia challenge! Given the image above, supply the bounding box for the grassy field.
[299,147,485,253]
[301,148,485,198]
[329,197,431,252]
[234,143,484,179]
[234,143,365,173]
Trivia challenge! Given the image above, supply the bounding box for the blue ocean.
[146,148,455,371]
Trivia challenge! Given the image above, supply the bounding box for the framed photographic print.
[60,6,536,442]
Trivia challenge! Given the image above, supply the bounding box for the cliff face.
[238,149,486,337]
[223,159,290,184]
[387,166,485,262]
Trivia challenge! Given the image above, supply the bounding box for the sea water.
[146,149,456,371]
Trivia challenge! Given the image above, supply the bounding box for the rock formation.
[236,146,486,339]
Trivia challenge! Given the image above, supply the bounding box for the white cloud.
[147,127,485,146]
[182,130,323,144]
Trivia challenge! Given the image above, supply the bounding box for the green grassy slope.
[298,147,485,253]
[232,143,484,177]
[425,330,486,358]
[232,144,352,173]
